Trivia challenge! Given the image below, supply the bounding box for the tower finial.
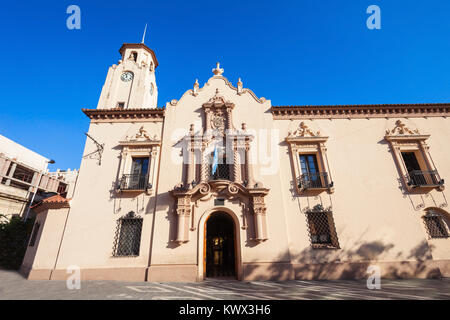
[141,23,148,44]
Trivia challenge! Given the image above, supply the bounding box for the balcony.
[406,170,444,189]
[298,172,333,191]
[210,164,231,181]
[117,174,151,192]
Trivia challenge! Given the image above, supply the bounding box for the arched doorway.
[204,212,236,278]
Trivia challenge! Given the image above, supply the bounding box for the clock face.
[121,72,133,82]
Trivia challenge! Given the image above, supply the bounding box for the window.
[57,183,67,195]
[210,155,230,181]
[305,207,339,248]
[113,212,143,257]
[120,157,149,190]
[117,127,160,195]
[128,51,137,62]
[285,122,334,194]
[117,102,125,109]
[29,222,40,247]
[13,166,34,184]
[385,120,444,191]
[299,154,329,189]
[423,211,449,239]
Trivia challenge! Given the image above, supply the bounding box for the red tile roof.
[31,194,70,212]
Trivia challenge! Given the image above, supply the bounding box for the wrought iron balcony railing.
[210,164,231,181]
[118,174,151,191]
[406,170,444,188]
[298,172,332,190]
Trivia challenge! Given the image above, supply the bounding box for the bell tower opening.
[205,212,236,279]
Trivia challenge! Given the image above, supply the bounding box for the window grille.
[112,212,143,257]
[29,222,40,247]
[423,212,449,239]
[210,163,230,180]
[306,207,339,248]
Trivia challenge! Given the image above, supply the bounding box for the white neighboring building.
[0,134,78,220]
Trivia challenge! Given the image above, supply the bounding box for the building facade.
[0,135,78,221]
[21,41,450,282]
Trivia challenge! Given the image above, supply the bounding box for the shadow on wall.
[244,240,441,281]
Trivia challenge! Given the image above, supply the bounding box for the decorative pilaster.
[175,196,191,243]
[233,143,242,183]
[252,196,268,242]
[204,107,211,132]
[245,144,255,188]
[226,107,233,130]
[200,145,208,183]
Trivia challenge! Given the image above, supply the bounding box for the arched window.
[423,209,450,239]
[128,51,138,62]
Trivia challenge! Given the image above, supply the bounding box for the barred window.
[112,212,143,257]
[29,222,40,247]
[423,211,449,239]
[306,207,339,248]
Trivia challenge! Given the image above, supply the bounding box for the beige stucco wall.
[21,207,69,279]
[46,121,162,277]
[274,117,450,278]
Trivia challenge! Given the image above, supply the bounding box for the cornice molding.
[82,108,165,122]
[271,103,450,119]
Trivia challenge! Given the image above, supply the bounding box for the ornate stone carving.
[212,62,224,76]
[170,180,269,244]
[211,114,225,131]
[192,79,199,96]
[386,120,420,136]
[208,88,227,104]
[288,122,320,138]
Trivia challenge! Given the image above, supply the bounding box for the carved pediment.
[288,122,320,138]
[386,120,420,136]
[119,126,161,146]
[286,122,328,144]
[172,180,269,200]
[384,120,429,142]
[205,88,232,106]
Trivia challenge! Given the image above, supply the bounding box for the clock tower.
[97,42,159,109]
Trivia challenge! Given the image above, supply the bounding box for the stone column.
[245,143,255,188]
[204,107,211,132]
[233,142,242,183]
[0,158,11,184]
[226,107,233,130]
[5,162,17,186]
[29,172,39,192]
[200,145,208,183]
[185,140,194,188]
[148,146,159,189]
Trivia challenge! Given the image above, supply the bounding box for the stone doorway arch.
[197,208,242,281]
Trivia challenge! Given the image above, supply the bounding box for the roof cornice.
[271,103,450,119]
[82,108,165,122]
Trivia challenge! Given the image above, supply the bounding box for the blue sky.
[1,0,450,170]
